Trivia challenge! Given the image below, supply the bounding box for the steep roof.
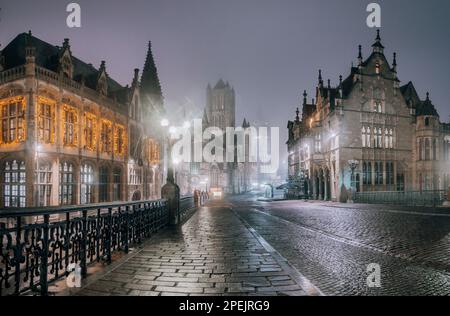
[214,79,228,90]
[140,41,163,105]
[1,32,129,104]
[400,81,421,109]
[416,93,439,117]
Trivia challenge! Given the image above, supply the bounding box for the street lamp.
[160,119,177,185]
[183,121,191,129]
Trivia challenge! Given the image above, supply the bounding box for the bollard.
[161,181,180,225]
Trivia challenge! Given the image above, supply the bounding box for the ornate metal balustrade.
[354,190,446,207]
[0,199,171,296]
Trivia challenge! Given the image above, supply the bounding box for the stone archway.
[131,190,141,201]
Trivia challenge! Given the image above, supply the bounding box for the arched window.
[36,160,52,207]
[374,162,379,185]
[384,129,389,149]
[363,162,368,185]
[425,117,430,126]
[418,138,423,161]
[80,164,94,204]
[366,127,371,148]
[389,129,394,149]
[99,166,109,202]
[59,161,75,205]
[362,127,366,148]
[113,168,122,201]
[4,160,26,207]
[377,128,382,149]
[432,139,437,161]
[425,138,431,161]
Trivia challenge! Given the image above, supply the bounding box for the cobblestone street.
[73,194,450,296]
[232,194,450,296]
[74,200,319,296]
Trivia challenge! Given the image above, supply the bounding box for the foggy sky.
[1,0,450,167]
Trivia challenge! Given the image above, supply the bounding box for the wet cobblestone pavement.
[74,201,319,296]
[73,194,450,296]
[231,195,450,296]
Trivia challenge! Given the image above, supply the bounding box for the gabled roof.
[400,81,421,109]
[1,32,129,104]
[416,93,439,117]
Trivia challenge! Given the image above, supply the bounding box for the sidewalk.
[71,202,316,296]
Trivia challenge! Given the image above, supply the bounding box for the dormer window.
[425,117,430,126]
[62,56,72,78]
[97,76,108,96]
[375,62,380,74]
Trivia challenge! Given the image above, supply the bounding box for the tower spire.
[303,90,307,105]
[295,108,300,123]
[140,41,163,106]
[318,69,323,86]
[392,52,397,72]
[358,45,363,65]
[372,29,384,53]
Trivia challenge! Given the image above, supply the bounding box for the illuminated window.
[84,113,97,151]
[4,160,26,207]
[366,127,371,148]
[114,125,126,156]
[362,127,366,148]
[63,106,78,147]
[59,161,75,205]
[38,98,55,144]
[100,120,113,154]
[389,129,394,149]
[129,166,142,185]
[314,134,321,153]
[148,139,161,164]
[425,138,431,161]
[1,98,25,144]
[35,160,52,207]
[80,164,94,204]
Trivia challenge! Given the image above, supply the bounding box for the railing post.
[14,216,22,296]
[96,209,101,262]
[64,213,70,276]
[106,207,112,264]
[80,210,88,278]
[39,214,49,296]
[124,206,130,254]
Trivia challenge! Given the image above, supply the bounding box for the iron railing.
[0,199,170,296]
[354,190,447,207]
[179,196,195,223]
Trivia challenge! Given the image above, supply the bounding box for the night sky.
[1,0,450,168]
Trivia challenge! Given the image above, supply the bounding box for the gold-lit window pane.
[0,97,26,145]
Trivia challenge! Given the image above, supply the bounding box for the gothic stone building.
[287,31,450,202]
[0,32,165,209]
[179,80,256,195]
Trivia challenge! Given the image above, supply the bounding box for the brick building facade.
[0,32,165,208]
[287,31,450,202]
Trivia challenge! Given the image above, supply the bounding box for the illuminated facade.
[287,31,450,202]
[0,32,164,208]
[179,80,257,196]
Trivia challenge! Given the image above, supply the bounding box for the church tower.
[204,79,235,130]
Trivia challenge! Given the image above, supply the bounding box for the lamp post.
[160,118,180,225]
